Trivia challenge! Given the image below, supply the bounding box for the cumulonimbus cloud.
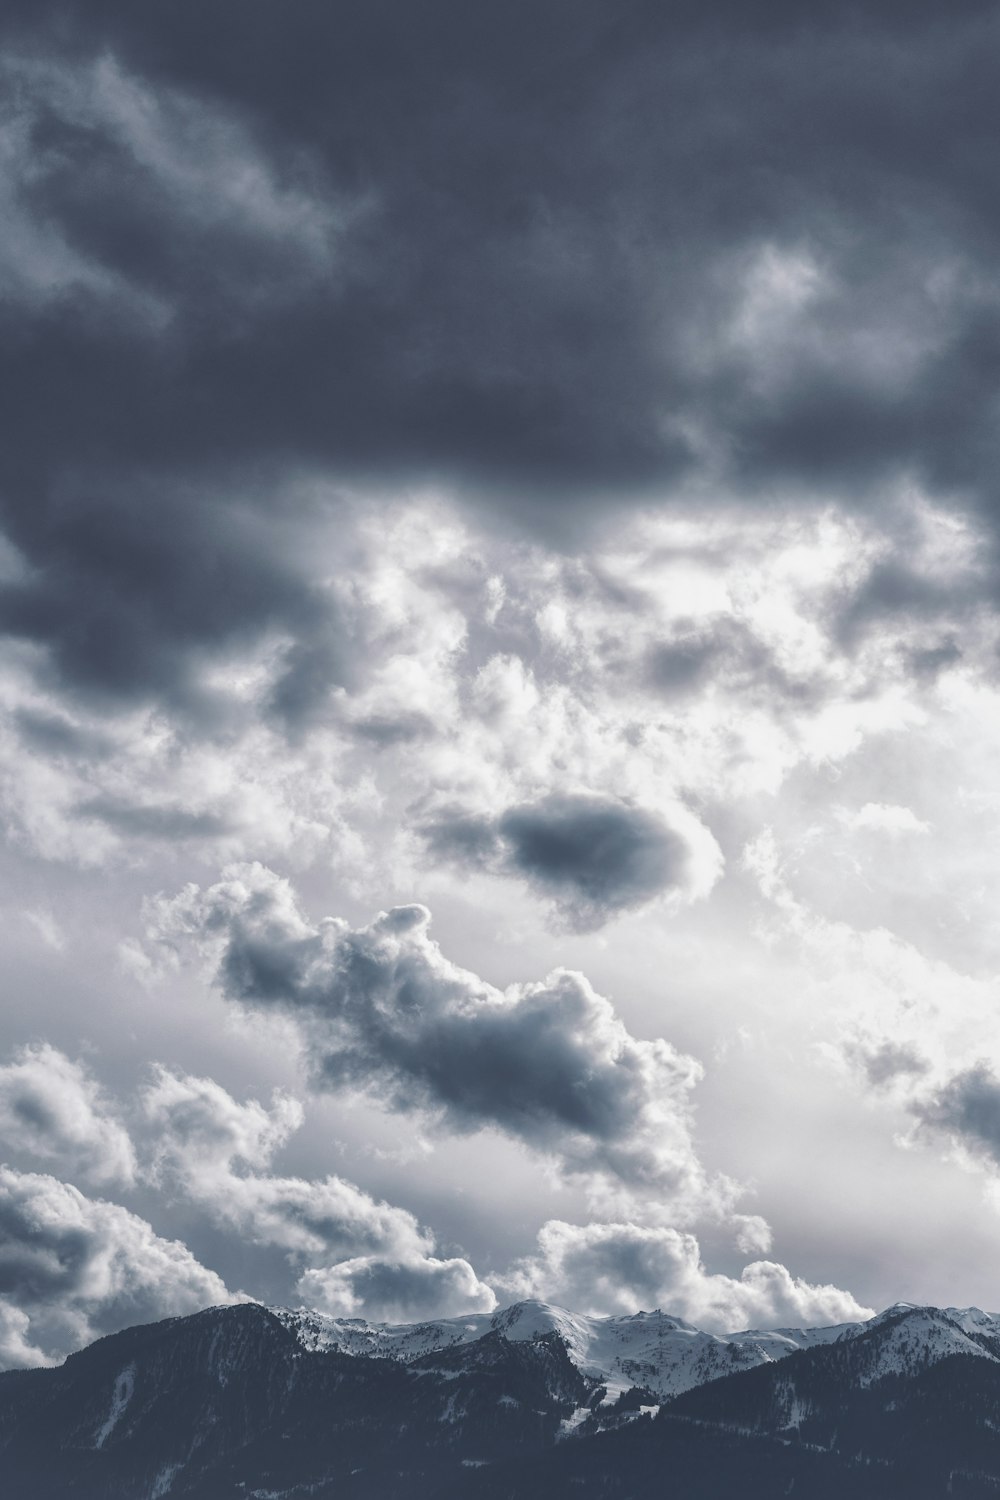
[146,863,715,1208]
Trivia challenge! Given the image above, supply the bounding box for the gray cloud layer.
[0,4,999,720]
[4,1,995,498]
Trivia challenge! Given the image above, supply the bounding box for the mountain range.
[4,1297,1000,1497]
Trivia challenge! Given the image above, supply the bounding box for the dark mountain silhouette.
[4,1300,1000,1498]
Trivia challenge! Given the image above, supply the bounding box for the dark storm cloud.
[844,1046,1000,1181]
[500,795,684,908]
[2,3,1000,706]
[912,1063,1000,1165]
[424,793,692,930]
[835,557,989,649]
[149,865,707,1198]
[0,476,357,725]
[0,47,361,724]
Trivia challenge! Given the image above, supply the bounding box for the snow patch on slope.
[93,1362,135,1449]
[272,1305,495,1361]
[150,1462,181,1497]
[271,1299,860,1401]
[854,1306,1000,1386]
[271,1298,1000,1404]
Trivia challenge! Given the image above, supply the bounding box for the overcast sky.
[3,0,1000,1368]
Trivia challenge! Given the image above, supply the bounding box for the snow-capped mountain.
[5,1298,1000,1497]
[842,1302,1000,1384]
[272,1295,1000,1401]
[270,1297,818,1401]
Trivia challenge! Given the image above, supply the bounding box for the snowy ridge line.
[268,1297,1000,1403]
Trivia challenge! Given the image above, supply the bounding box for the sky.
[3,0,1000,1369]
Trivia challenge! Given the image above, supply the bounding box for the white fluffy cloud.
[0,1166,236,1368]
[141,1067,494,1319]
[502,1220,873,1332]
[143,1067,435,1261]
[0,494,956,905]
[0,492,992,1331]
[0,1298,47,1369]
[0,1044,136,1187]
[143,1067,302,1191]
[839,802,931,837]
[297,1256,496,1323]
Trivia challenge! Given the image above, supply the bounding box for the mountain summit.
[4,1298,1000,1497]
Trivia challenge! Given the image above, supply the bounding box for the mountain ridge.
[5,1296,1000,1497]
[269,1293,1000,1400]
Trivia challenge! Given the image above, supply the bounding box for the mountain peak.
[10,1294,1000,1498]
